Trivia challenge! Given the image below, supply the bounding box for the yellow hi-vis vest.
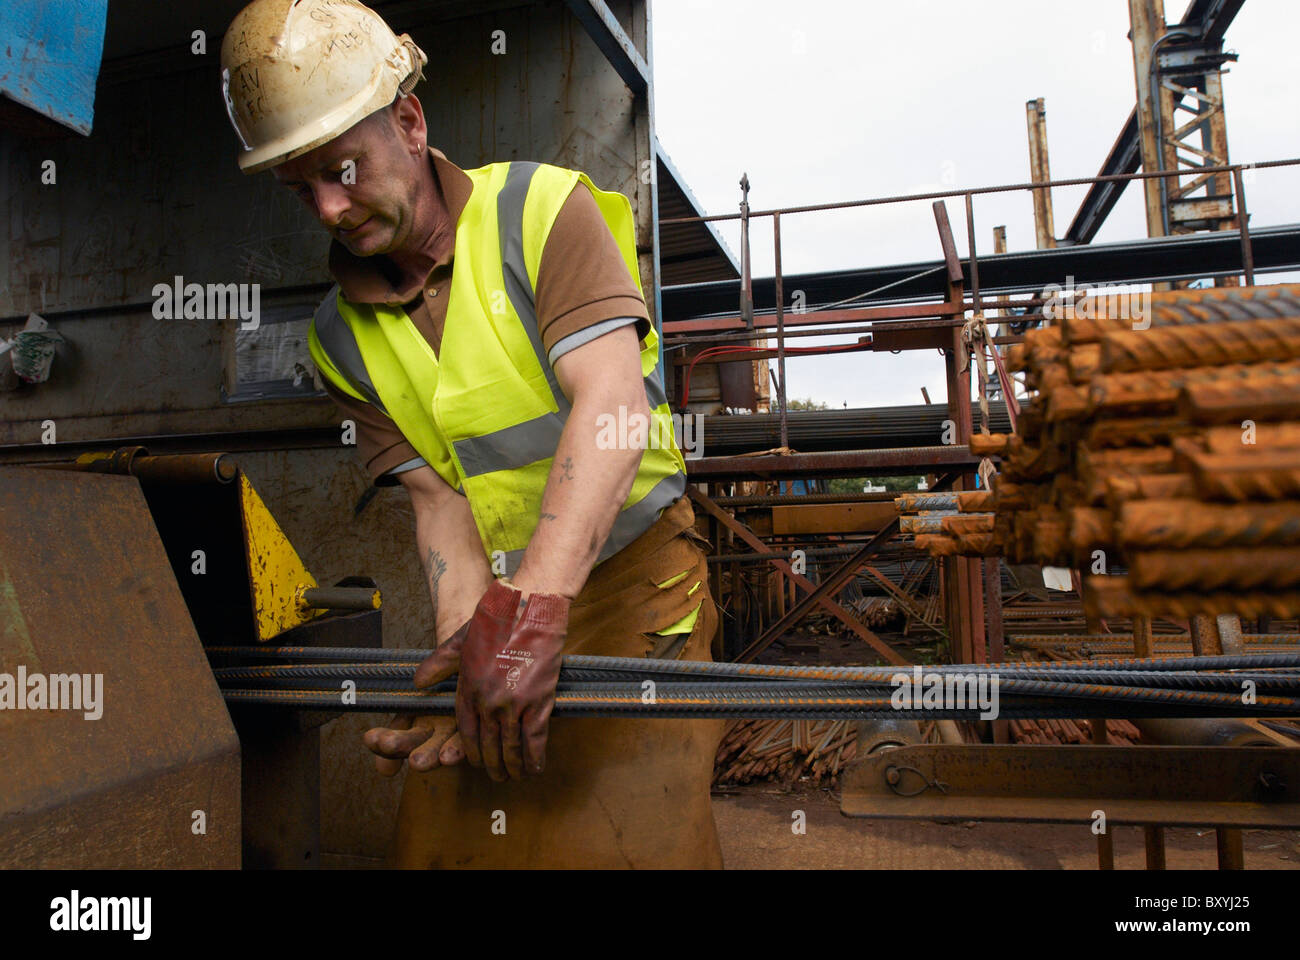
[308,160,687,577]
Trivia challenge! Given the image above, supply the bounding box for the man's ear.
[392,95,427,156]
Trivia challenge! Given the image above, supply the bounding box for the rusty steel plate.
[841,743,1300,828]
[771,501,897,536]
[0,467,240,867]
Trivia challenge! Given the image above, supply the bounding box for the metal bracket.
[1156,39,1236,73]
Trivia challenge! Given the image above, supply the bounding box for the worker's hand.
[362,620,473,775]
[362,714,465,775]
[456,579,569,782]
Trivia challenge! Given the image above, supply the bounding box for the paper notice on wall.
[227,303,324,402]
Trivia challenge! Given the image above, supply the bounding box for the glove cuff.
[479,578,524,619]
[522,590,570,626]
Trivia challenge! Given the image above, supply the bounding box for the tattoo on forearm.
[424,547,447,618]
[539,512,558,521]
[557,457,574,483]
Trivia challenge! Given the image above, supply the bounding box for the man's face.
[272,106,421,257]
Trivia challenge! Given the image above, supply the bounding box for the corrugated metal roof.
[657,140,740,285]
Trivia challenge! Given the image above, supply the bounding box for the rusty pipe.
[42,448,240,484]
[1131,717,1277,749]
[298,585,382,611]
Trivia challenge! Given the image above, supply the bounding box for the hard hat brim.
[236,80,395,175]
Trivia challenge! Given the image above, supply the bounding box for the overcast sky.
[651,0,1299,409]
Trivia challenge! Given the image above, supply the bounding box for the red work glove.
[456,579,569,781]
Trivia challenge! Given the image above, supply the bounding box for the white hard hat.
[220,0,427,174]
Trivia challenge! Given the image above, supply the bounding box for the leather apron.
[390,497,725,868]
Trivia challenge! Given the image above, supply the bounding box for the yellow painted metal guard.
[237,474,320,641]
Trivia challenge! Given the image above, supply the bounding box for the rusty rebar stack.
[894,490,997,557]
[712,718,862,788]
[910,284,1300,618]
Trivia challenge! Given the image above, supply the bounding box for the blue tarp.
[0,0,108,135]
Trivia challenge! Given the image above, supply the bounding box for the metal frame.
[1064,0,1245,244]
[664,153,1297,680]
[561,0,649,94]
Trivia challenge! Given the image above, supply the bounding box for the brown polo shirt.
[321,147,651,484]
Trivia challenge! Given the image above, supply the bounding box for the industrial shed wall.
[0,0,652,862]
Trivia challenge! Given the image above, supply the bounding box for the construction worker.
[220,0,723,868]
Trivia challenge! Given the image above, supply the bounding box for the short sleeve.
[534,181,651,355]
[320,379,427,484]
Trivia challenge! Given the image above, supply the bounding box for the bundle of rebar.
[895,489,997,557]
[712,718,860,787]
[207,646,1300,719]
[1010,718,1140,745]
[700,403,1012,456]
[849,595,903,629]
[913,284,1300,618]
[712,715,1140,783]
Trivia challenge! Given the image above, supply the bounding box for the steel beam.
[660,223,1300,326]
[663,300,961,334]
[1025,98,1057,248]
[1144,825,1168,868]
[685,446,981,481]
[561,0,648,94]
[1188,0,1246,42]
[938,251,984,665]
[1132,0,1174,238]
[863,564,942,635]
[985,558,1004,660]
[1064,0,1245,244]
[686,487,908,665]
[739,518,904,663]
[769,501,896,536]
[1064,109,1142,245]
[841,744,1300,828]
[1217,827,1245,869]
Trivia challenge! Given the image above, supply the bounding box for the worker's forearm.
[513,390,647,598]
[412,496,495,643]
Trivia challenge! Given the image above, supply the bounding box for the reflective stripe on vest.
[308,160,686,574]
[312,296,671,477]
[499,162,571,416]
[310,283,388,414]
